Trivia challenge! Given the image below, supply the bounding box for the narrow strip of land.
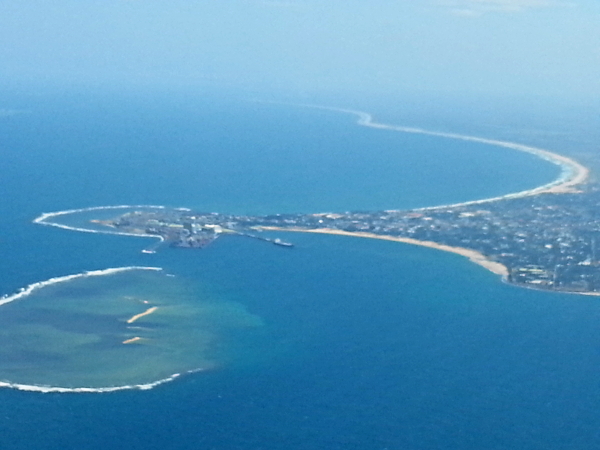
[126,307,158,324]
[301,105,589,208]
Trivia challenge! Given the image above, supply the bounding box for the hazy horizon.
[1,1,599,102]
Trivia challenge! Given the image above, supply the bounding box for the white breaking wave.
[0,266,162,307]
[0,368,208,393]
[0,266,212,394]
[297,104,589,211]
[0,373,181,393]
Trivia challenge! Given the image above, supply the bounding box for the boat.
[273,238,294,247]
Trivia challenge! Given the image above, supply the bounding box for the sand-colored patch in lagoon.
[127,307,158,324]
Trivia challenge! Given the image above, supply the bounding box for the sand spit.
[126,307,158,324]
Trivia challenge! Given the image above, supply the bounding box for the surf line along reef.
[33,109,600,295]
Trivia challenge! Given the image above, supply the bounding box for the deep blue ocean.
[2,88,600,449]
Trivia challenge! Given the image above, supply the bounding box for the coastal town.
[93,181,600,296]
[101,209,295,252]
[241,186,600,294]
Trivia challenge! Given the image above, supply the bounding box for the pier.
[234,232,294,248]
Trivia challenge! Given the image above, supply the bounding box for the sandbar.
[126,307,158,324]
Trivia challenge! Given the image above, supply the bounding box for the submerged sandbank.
[0,267,263,393]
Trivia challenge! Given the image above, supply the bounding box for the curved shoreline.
[257,226,509,278]
[258,227,600,297]
[303,105,589,209]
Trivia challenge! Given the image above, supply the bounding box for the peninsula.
[57,179,600,297]
[32,110,599,296]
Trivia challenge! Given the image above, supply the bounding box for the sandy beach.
[362,119,589,195]
[258,226,509,278]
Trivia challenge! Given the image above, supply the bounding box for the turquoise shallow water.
[0,267,263,389]
[1,89,599,449]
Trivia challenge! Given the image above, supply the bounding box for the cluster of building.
[236,188,600,294]
[107,185,600,294]
[111,210,223,248]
